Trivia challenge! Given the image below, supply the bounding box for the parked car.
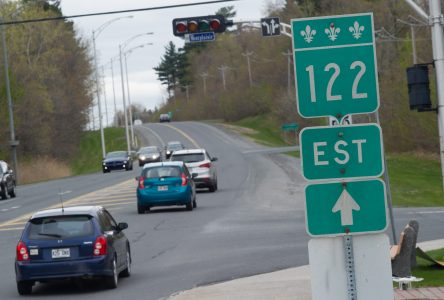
[159,114,170,123]
[133,119,142,126]
[170,149,218,192]
[102,151,133,173]
[14,206,131,295]
[136,161,197,214]
[137,146,162,166]
[164,141,186,159]
[0,160,16,200]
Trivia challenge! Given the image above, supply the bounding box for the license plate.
[158,185,168,191]
[52,248,70,259]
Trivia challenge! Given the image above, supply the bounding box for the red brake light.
[199,162,211,168]
[94,236,107,256]
[16,241,29,261]
[138,176,145,189]
[181,173,188,186]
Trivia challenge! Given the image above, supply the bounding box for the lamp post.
[92,15,133,158]
[124,43,153,147]
[1,19,19,181]
[118,32,153,152]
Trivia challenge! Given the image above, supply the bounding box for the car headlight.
[102,162,106,166]
[139,155,146,160]
[166,150,171,154]
[152,154,159,159]
[124,160,127,164]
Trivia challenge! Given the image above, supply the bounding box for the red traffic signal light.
[172,15,232,37]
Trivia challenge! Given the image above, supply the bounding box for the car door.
[102,210,126,270]
[97,210,122,267]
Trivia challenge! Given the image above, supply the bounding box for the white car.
[170,149,218,192]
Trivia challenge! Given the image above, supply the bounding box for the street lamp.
[118,32,153,152]
[92,15,133,158]
[124,43,153,147]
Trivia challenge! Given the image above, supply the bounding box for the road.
[0,121,443,299]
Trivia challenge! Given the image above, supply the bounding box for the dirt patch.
[19,157,72,184]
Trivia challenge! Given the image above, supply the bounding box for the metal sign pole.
[343,235,357,300]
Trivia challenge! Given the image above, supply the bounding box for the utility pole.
[124,52,135,147]
[101,66,109,127]
[110,58,118,126]
[1,20,19,182]
[282,49,293,96]
[242,51,254,86]
[119,44,131,153]
[200,72,208,96]
[410,24,417,64]
[183,85,190,102]
[218,65,229,90]
[92,31,106,158]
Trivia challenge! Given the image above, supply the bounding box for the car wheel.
[193,198,197,208]
[0,185,7,200]
[9,185,16,198]
[186,200,193,211]
[137,204,145,214]
[105,257,118,289]
[17,281,33,295]
[120,247,131,278]
[208,183,216,193]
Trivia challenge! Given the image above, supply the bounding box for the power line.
[0,0,239,25]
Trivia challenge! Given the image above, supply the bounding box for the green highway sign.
[299,124,384,180]
[305,179,387,237]
[281,123,299,131]
[292,13,379,121]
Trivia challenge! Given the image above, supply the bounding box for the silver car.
[170,149,218,192]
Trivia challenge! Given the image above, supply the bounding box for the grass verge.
[411,248,444,287]
[70,127,128,175]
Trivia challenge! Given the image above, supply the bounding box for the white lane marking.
[162,124,200,148]
[11,206,20,209]
[1,209,8,212]
[408,211,444,214]
[143,125,165,147]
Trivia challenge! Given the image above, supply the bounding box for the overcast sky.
[59,0,276,126]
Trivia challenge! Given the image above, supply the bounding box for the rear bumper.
[194,177,213,188]
[15,255,112,282]
[137,188,191,207]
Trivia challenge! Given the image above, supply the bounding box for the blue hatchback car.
[136,161,197,213]
[15,206,131,295]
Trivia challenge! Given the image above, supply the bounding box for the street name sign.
[186,32,216,43]
[305,179,387,237]
[299,124,384,180]
[309,234,393,300]
[292,13,379,121]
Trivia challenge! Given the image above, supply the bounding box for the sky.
[59,0,276,126]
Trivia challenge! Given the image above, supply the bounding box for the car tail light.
[199,162,211,168]
[93,236,107,256]
[181,173,188,186]
[16,241,29,261]
[138,176,145,189]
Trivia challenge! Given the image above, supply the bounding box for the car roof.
[141,161,185,169]
[171,149,205,155]
[30,206,103,220]
[167,141,182,145]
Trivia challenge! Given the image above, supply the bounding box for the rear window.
[27,215,95,240]
[142,166,182,178]
[171,153,204,163]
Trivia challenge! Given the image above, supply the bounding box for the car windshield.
[140,147,158,154]
[27,215,94,240]
[106,151,126,158]
[168,144,183,150]
[142,166,181,178]
[171,153,204,163]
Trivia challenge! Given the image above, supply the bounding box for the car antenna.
[58,189,72,214]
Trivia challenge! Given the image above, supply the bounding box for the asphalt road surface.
[0,121,442,299]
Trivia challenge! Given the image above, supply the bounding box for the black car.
[159,114,170,123]
[137,146,162,166]
[0,160,16,200]
[164,141,186,159]
[102,151,133,173]
[15,206,131,295]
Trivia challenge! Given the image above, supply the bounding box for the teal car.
[136,162,197,214]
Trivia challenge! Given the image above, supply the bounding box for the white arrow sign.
[332,188,360,226]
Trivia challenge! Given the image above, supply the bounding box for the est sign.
[292,13,379,121]
[299,124,384,180]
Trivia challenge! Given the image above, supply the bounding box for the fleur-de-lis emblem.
[349,21,365,39]
[300,25,316,43]
[325,23,340,41]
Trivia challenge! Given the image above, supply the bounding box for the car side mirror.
[117,222,128,231]
[211,157,218,162]
[192,173,198,179]
[135,176,140,181]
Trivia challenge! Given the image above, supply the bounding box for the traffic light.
[172,15,233,37]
